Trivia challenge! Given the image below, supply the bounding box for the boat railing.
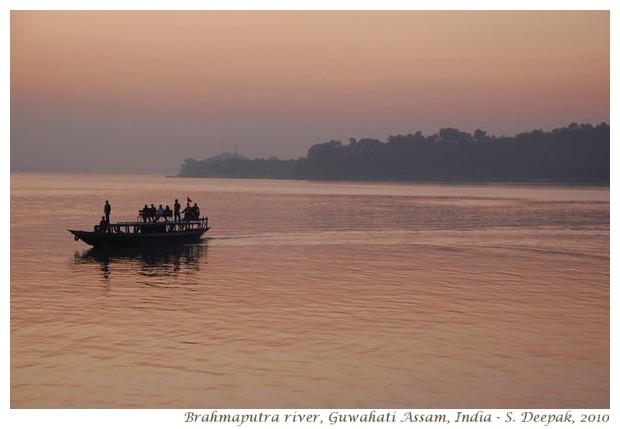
[97,217,209,234]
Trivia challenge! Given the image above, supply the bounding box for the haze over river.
[10,173,609,408]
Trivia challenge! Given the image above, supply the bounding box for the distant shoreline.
[178,124,610,186]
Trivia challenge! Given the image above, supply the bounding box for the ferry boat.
[69,217,210,247]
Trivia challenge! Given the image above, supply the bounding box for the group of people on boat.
[140,199,201,222]
[140,204,173,222]
[180,201,201,221]
[96,199,202,232]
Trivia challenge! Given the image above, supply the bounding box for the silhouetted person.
[141,204,149,222]
[156,204,165,221]
[182,202,191,220]
[104,200,111,223]
[98,216,109,233]
[164,205,173,221]
[192,203,200,220]
[174,199,181,222]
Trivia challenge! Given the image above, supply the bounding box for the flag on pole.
[187,196,193,203]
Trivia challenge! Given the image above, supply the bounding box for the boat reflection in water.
[73,243,207,283]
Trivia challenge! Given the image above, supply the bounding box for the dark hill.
[179,123,609,183]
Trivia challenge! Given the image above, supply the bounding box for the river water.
[10,173,609,408]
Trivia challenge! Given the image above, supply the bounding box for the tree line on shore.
[179,123,609,183]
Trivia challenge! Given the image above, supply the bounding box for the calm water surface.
[10,173,609,408]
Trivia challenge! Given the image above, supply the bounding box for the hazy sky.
[10,10,610,173]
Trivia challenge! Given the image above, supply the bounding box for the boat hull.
[69,228,209,247]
